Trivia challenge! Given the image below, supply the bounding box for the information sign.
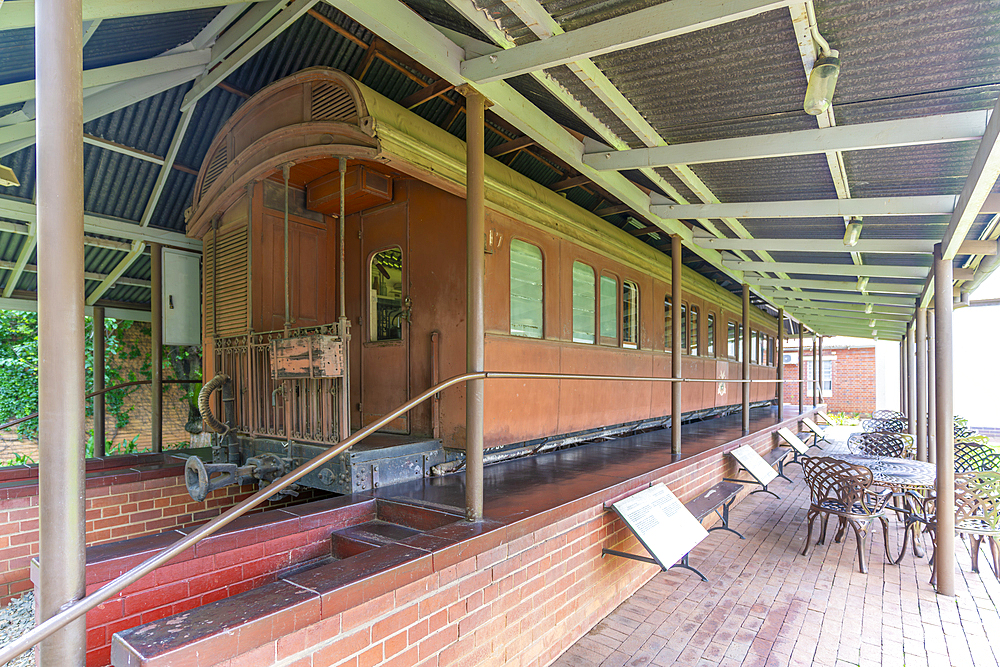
[777,427,809,454]
[611,483,709,569]
[730,444,778,486]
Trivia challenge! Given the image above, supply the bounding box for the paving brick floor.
[553,461,1000,667]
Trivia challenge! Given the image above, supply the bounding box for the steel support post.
[777,308,784,420]
[742,283,750,435]
[817,335,824,407]
[36,0,87,659]
[933,244,955,596]
[812,332,818,407]
[671,235,682,455]
[928,309,937,464]
[93,306,105,457]
[900,341,906,414]
[798,327,804,415]
[151,242,163,453]
[465,89,485,522]
[907,324,917,436]
[915,308,928,461]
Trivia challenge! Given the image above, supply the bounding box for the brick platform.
[554,463,1000,667]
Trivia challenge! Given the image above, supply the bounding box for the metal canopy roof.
[2,0,1000,339]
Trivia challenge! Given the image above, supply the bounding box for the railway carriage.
[185,67,779,498]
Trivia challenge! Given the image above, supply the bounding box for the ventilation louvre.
[201,144,229,198]
[311,82,356,122]
[205,225,249,338]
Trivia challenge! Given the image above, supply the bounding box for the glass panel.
[738,324,743,361]
[707,314,715,357]
[690,306,699,356]
[369,247,403,341]
[600,275,617,340]
[572,262,595,343]
[664,297,672,350]
[751,331,758,363]
[622,281,638,349]
[510,239,543,339]
[728,321,736,358]
[680,304,687,352]
[823,359,833,391]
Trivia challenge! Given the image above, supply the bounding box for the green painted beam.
[0,0,251,31]
[662,195,958,221]
[727,260,928,279]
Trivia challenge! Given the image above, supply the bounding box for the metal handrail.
[0,369,800,663]
[0,379,202,432]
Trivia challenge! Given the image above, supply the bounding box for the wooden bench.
[725,444,790,499]
[671,481,746,581]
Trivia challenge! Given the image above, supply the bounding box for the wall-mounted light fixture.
[0,164,19,188]
[803,9,840,116]
[864,302,873,314]
[868,319,876,328]
[843,217,863,246]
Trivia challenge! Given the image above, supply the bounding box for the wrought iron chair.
[800,457,896,574]
[906,472,1000,584]
[956,434,990,446]
[862,416,908,434]
[872,410,905,421]
[954,443,1000,473]
[847,432,908,458]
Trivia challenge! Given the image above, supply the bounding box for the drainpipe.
[927,309,936,464]
[671,235,682,455]
[915,307,928,461]
[151,242,163,453]
[465,88,485,522]
[36,0,87,659]
[777,308,784,420]
[93,306,105,458]
[933,243,955,596]
[798,326,804,415]
[742,283,750,435]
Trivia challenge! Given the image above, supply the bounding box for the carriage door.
[360,202,410,432]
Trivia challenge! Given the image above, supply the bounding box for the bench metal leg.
[750,484,780,499]
[775,460,793,484]
[707,502,744,539]
[671,553,708,582]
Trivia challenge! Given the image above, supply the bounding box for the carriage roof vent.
[311,81,357,122]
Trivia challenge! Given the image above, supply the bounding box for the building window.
[728,321,736,358]
[572,261,595,344]
[664,297,672,350]
[600,274,617,342]
[509,239,543,339]
[680,304,688,353]
[690,306,699,356]
[707,313,716,357]
[807,358,834,393]
[623,281,639,349]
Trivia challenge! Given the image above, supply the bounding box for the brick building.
[781,337,900,416]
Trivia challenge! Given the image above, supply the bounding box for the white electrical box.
[162,248,201,346]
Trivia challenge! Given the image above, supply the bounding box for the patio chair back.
[802,456,882,514]
[847,432,907,458]
[955,472,1000,532]
[872,410,905,421]
[954,444,1000,473]
[862,416,908,433]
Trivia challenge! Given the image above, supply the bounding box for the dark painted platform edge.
[109,405,824,666]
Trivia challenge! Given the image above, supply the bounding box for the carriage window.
[680,304,687,352]
[600,275,617,341]
[623,281,638,349]
[738,324,744,361]
[707,313,716,357]
[370,247,403,341]
[762,335,770,366]
[751,330,758,363]
[572,261,596,344]
[728,321,736,358]
[664,297,672,350]
[689,306,699,356]
[510,239,543,339]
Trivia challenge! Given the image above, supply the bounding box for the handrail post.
[151,242,163,453]
[671,235,682,456]
[465,87,486,521]
[36,0,87,658]
[93,305,105,457]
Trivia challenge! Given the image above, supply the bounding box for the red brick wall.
[782,346,876,415]
[109,414,814,667]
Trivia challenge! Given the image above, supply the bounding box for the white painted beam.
[1,0,252,31]
[0,259,149,288]
[83,134,164,165]
[772,305,911,322]
[0,296,152,322]
[0,49,210,107]
[461,0,793,83]
[661,195,957,221]
[86,241,147,305]
[765,299,914,315]
[695,236,998,255]
[206,0,285,68]
[182,0,321,110]
[141,107,195,227]
[2,225,35,298]
[758,288,916,308]
[0,197,201,251]
[583,111,989,171]
[751,277,922,295]
[728,260,928,279]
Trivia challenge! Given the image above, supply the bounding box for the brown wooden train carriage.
[187,67,779,494]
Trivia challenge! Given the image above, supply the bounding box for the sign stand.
[776,427,810,466]
[602,483,710,581]
[724,444,782,499]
